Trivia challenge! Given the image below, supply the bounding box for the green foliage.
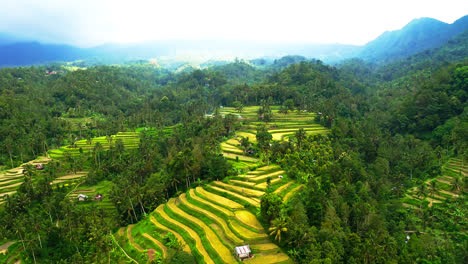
[1,38,468,263]
[256,126,272,151]
[260,192,283,223]
[169,250,195,264]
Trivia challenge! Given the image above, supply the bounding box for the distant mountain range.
[358,15,468,63]
[0,14,467,67]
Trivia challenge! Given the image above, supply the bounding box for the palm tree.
[240,136,250,154]
[171,177,180,193]
[106,135,113,147]
[451,177,464,193]
[5,136,15,168]
[416,183,428,199]
[416,183,428,209]
[93,142,103,167]
[234,101,244,113]
[22,164,35,179]
[295,128,306,149]
[269,217,288,242]
[86,135,93,146]
[429,180,438,198]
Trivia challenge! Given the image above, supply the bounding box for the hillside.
[375,29,468,80]
[113,106,327,263]
[0,51,466,263]
[358,15,468,63]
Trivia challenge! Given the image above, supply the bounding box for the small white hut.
[77,194,88,202]
[234,245,251,260]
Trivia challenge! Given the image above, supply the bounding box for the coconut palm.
[451,177,464,193]
[240,136,250,154]
[86,135,93,145]
[416,183,428,199]
[415,183,428,209]
[295,128,306,149]
[93,142,103,167]
[429,180,438,197]
[22,164,36,179]
[269,217,288,242]
[106,135,113,146]
[171,177,180,193]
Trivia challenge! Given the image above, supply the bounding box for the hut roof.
[235,245,251,258]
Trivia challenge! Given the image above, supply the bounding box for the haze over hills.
[0,14,467,67]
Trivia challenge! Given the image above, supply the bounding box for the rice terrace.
[0,105,329,263]
[110,106,327,263]
[1,7,468,263]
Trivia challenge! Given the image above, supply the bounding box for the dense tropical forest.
[0,29,467,264]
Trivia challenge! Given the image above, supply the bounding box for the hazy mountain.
[358,15,468,63]
[0,39,359,67]
[0,32,31,45]
[0,42,91,67]
[0,14,467,67]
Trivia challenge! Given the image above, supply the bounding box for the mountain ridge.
[358,15,468,63]
[0,14,467,67]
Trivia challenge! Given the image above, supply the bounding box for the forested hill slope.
[374,29,468,81]
[0,54,467,263]
[112,107,326,264]
[358,15,468,63]
[338,28,468,83]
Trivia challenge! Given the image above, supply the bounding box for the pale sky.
[1,0,467,47]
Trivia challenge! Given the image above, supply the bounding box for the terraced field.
[0,156,51,205]
[49,131,140,159]
[69,180,118,216]
[0,240,22,264]
[117,106,326,263]
[403,157,467,208]
[0,130,140,205]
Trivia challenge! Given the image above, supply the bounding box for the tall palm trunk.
[128,197,138,223]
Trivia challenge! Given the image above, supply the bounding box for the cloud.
[0,0,467,47]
